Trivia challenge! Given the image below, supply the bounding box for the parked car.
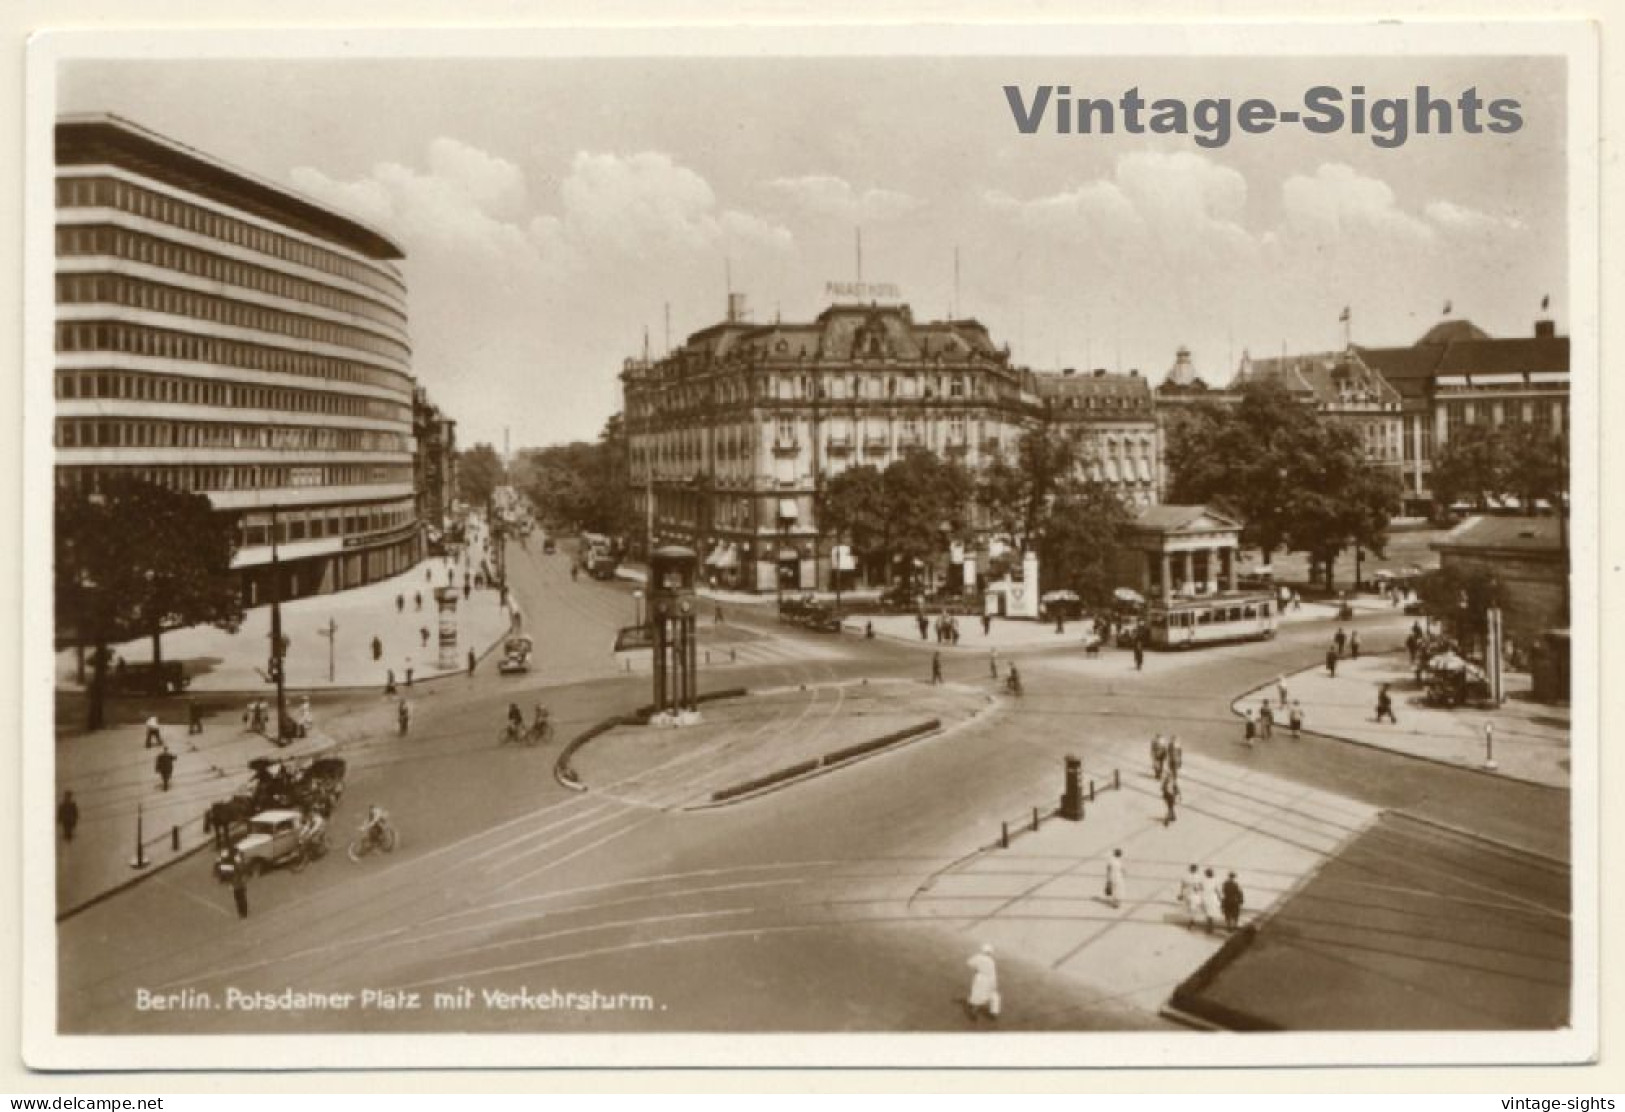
[542,538,557,555]
[110,660,189,696]
[214,809,306,879]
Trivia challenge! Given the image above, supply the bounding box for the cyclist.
[358,804,391,847]
[531,705,552,742]
[505,702,524,741]
[297,807,327,850]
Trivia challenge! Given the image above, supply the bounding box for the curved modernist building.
[54,114,419,604]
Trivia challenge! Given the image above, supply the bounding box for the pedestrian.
[1168,735,1184,775]
[404,658,414,687]
[1288,700,1304,739]
[397,697,411,736]
[1178,864,1203,927]
[467,648,477,677]
[384,669,397,696]
[57,790,79,842]
[297,696,314,738]
[950,618,961,646]
[1133,639,1145,671]
[1334,627,1348,657]
[230,856,250,919]
[143,715,162,750]
[964,943,999,1023]
[1406,630,1419,663]
[714,604,725,626]
[981,613,992,636]
[1055,611,1065,635]
[419,626,430,648]
[1201,867,1223,933]
[1161,774,1181,826]
[988,649,999,680]
[414,591,423,611]
[917,613,929,641]
[1292,590,1302,611]
[371,635,383,662]
[155,746,176,792]
[396,593,404,614]
[464,581,472,600]
[864,621,875,639]
[1151,733,1168,780]
[1350,629,1362,659]
[1104,848,1126,909]
[1325,646,1338,677]
[1221,872,1245,931]
[931,652,943,685]
[1276,675,1288,707]
[1259,699,1274,741]
[1375,683,1398,724]
[187,696,203,735]
[1242,708,1257,747]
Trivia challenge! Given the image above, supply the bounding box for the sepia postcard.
[19,20,1601,1072]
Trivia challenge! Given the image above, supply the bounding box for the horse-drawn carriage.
[207,752,348,847]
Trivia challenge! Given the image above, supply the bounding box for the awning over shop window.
[778,498,799,520]
[779,548,801,562]
[713,545,739,570]
[832,544,856,571]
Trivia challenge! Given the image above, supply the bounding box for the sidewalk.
[1232,652,1569,788]
[54,714,338,915]
[911,747,1379,1015]
[852,613,1107,652]
[54,549,515,694]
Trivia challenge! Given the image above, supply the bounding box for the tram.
[1144,591,1278,649]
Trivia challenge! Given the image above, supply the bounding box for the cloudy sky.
[61,53,1566,449]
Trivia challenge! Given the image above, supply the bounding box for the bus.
[1145,592,1277,650]
[580,533,619,580]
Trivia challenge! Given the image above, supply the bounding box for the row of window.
[1442,399,1567,437]
[55,369,412,424]
[56,321,411,395]
[57,223,407,331]
[236,500,415,548]
[56,417,411,454]
[57,176,405,301]
[57,272,410,363]
[55,462,412,495]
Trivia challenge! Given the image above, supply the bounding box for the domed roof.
[1417,319,1491,345]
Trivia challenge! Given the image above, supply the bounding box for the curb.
[551,686,751,792]
[1228,654,1567,794]
[56,835,215,922]
[698,718,942,807]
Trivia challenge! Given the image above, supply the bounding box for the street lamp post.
[633,589,644,627]
[268,505,289,744]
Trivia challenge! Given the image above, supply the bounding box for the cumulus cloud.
[1274,163,1434,246]
[766,174,919,222]
[1424,199,1527,236]
[982,151,1252,259]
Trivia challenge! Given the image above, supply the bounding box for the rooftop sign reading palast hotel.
[825,280,903,302]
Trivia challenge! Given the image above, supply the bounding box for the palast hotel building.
[621,294,1163,594]
[54,114,428,605]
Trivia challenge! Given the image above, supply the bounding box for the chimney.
[1535,319,1555,340]
[727,292,747,323]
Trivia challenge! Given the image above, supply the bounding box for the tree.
[819,464,888,595]
[1498,423,1568,512]
[1165,378,1402,587]
[1038,480,1132,611]
[1416,563,1506,659]
[1429,424,1504,511]
[457,443,505,508]
[56,478,244,729]
[509,416,633,539]
[881,449,974,591]
[976,423,1080,552]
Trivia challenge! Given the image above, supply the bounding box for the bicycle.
[289,829,330,873]
[348,822,399,861]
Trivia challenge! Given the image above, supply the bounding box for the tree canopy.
[456,442,506,508]
[510,415,634,537]
[1431,422,1568,513]
[1165,378,1403,587]
[56,478,244,727]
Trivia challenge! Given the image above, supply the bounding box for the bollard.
[130,806,148,870]
[1113,768,1120,791]
[1001,822,1009,849]
[1031,807,1039,832]
[1061,755,1084,821]
[171,825,180,851]
[1089,779,1096,802]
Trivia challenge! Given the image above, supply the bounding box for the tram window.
[1243,605,1256,619]
[1261,602,1272,618]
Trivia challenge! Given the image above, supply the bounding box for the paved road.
[57,541,1567,1039]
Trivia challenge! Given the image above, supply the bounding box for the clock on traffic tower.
[648,546,700,717]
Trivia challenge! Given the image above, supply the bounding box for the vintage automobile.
[497,634,534,674]
[542,538,557,555]
[214,809,309,879]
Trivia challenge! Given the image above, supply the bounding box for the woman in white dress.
[965,943,999,1022]
[1201,867,1223,934]
[1178,864,1204,928]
